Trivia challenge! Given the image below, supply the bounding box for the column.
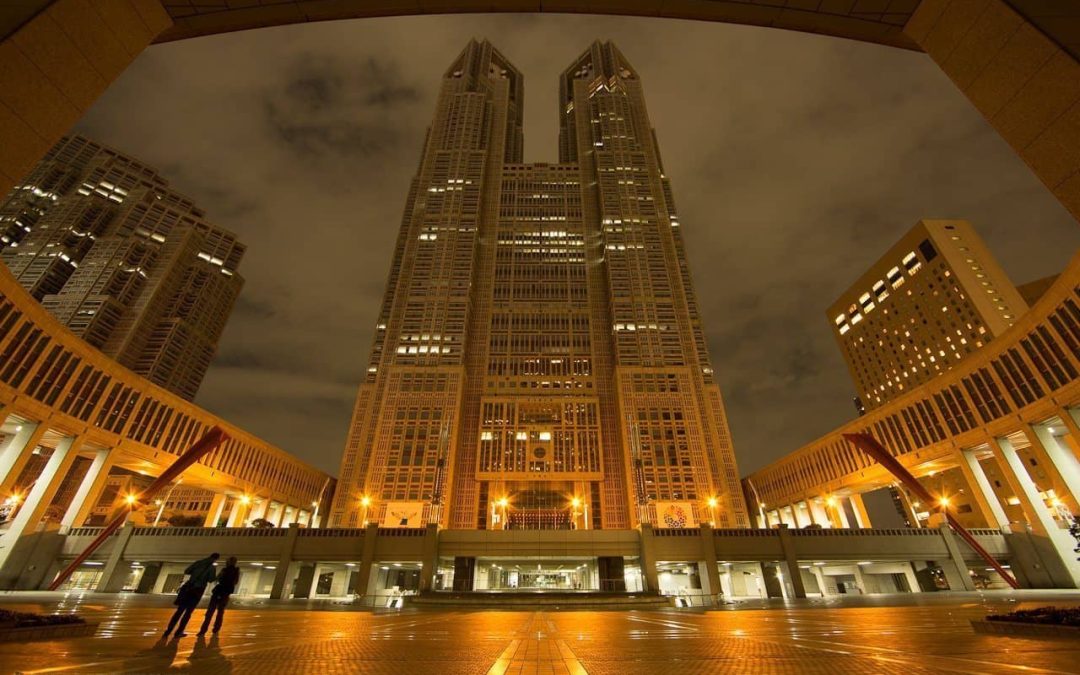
[893,486,922,528]
[775,525,807,599]
[937,524,977,592]
[810,566,830,596]
[95,523,136,592]
[904,0,1080,222]
[699,524,722,603]
[1056,407,1080,463]
[954,447,1010,529]
[852,565,869,594]
[990,435,1080,587]
[351,522,379,598]
[225,497,248,527]
[281,505,297,527]
[638,524,661,594]
[203,494,227,528]
[59,447,112,532]
[808,498,830,528]
[902,564,922,593]
[1024,424,1080,509]
[270,523,301,599]
[848,494,872,528]
[0,422,46,493]
[2,436,80,539]
[0,0,173,195]
[419,523,439,592]
[250,497,269,522]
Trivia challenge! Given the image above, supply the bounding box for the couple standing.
[163,553,240,638]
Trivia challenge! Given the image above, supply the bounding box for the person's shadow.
[117,636,181,672]
[188,634,232,673]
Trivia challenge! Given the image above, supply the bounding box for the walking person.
[198,556,240,636]
[164,552,219,638]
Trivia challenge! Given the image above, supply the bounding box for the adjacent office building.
[829,219,1028,411]
[331,41,748,531]
[0,135,244,400]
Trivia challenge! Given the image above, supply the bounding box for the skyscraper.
[829,219,1028,410]
[331,41,748,531]
[0,135,244,400]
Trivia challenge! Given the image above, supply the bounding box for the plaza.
[0,591,1079,673]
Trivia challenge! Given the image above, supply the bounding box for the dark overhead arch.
[156,1,920,50]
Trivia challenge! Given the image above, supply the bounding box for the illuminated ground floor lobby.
[8,520,1064,612]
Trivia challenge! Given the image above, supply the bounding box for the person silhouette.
[164,553,219,638]
[198,556,240,636]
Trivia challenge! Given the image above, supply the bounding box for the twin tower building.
[329,41,749,532]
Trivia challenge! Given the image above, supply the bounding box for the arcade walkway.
[0,591,1077,673]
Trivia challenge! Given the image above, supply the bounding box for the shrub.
[0,609,85,628]
[986,607,1080,627]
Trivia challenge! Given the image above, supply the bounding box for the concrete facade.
[0,259,333,586]
[746,249,1080,589]
[7,522,1020,604]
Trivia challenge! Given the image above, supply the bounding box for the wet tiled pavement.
[0,591,1078,673]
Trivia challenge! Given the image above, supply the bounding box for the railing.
[712,529,779,537]
[298,528,367,538]
[67,527,109,537]
[376,528,428,537]
[787,528,941,537]
[131,527,287,537]
[652,528,701,537]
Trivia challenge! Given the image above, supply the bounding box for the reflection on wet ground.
[0,590,1078,673]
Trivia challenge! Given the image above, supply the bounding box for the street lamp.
[707,497,718,526]
[360,495,371,525]
[497,497,509,529]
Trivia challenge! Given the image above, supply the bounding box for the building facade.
[829,220,1028,411]
[0,135,244,401]
[331,41,747,532]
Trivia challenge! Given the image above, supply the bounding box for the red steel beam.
[48,426,229,591]
[842,432,1019,589]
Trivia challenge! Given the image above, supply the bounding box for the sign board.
[382,501,426,528]
[655,501,696,529]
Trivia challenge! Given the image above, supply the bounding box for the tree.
[167,513,204,527]
[250,518,275,529]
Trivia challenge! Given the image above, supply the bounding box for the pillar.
[59,447,112,532]
[699,524,722,602]
[759,562,784,598]
[808,499,830,528]
[852,564,869,594]
[638,523,661,594]
[775,525,807,599]
[902,564,922,593]
[203,494,226,528]
[955,447,1010,529]
[937,524,977,592]
[893,486,922,528]
[225,497,248,527]
[95,523,136,592]
[810,566,830,596]
[269,522,301,599]
[351,522,378,598]
[848,494,872,528]
[990,435,1080,586]
[1024,423,1080,510]
[250,497,269,522]
[904,0,1080,222]
[0,435,80,545]
[0,0,173,196]
[0,421,46,493]
[419,523,439,593]
[1056,407,1080,463]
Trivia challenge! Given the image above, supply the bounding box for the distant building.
[332,40,748,534]
[0,135,244,400]
[828,220,1027,410]
[1017,274,1059,308]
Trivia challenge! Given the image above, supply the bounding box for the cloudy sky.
[75,14,1079,477]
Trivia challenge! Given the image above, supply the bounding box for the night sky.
[74,14,1079,478]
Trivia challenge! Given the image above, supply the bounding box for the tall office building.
[829,219,1028,410]
[0,135,244,400]
[332,41,748,531]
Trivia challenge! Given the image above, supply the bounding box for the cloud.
[74,14,1080,477]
